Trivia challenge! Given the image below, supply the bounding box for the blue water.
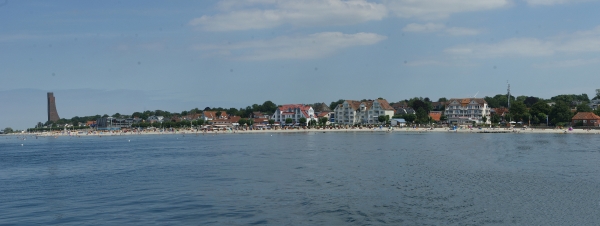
[1,132,600,225]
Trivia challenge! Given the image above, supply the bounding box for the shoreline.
[4,127,600,137]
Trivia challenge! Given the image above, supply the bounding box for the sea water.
[1,132,600,225]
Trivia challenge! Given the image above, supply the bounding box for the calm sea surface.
[1,132,600,225]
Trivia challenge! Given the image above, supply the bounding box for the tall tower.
[507,82,511,108]
[47,92,60,122]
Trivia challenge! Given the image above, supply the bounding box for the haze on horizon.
[2,0,600,129]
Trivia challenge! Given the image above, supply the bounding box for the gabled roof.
[572,112,600,120]
[278,104,312,113]
[392,102,408,109]
[344,100,362,111]
[317,112,330,117]
[313,103,331,112]
[492,108,509,116]
[376,99,395,110]
[446,98,487,107]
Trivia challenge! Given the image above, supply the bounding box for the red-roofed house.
[202,111,227,121]
[272,104,315,125]
[429,111,442,122]
[211,116,241,127]
[572,112,600,126]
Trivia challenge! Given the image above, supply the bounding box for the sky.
[2,0,600,129]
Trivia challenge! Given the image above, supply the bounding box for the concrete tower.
[47,92,60,122]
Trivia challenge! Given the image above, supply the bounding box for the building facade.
[572,112,600,127]
[272,104,314,125]
[333,99,395,125]
[444,98,491,125]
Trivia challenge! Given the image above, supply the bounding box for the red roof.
[278,104,311,112]
[572,112,600,120]
[429,112,442,121]
[493,108,509,116]
[317,112,329,117]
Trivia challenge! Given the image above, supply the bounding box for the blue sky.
[2,0,600,129]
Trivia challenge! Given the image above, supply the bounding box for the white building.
[146,115,164,123]
[272,104,315,125]
[444,98,491,125]
[333,99,395,125]
[588,99,600,110]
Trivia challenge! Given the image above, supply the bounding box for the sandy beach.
[6,126,600,137]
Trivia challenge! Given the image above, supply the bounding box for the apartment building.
[333,99,394,125]
[444,98,491,125]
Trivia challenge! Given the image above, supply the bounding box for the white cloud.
[190,0,387,31]
[445,26,600,58]
[194,32,387,60]
[524,0,594,6]
[384,0,510,20]
[402,23,480,36]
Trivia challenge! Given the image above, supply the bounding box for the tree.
[537,113,547,125]
[415,108,428,124]
[238,118,247,126]
[437,97,448,102]
[329,99,345,111]
[378,115,386,124]
[268,119,275,125]
[549,101,572,125]
[530,101,551,116]
[482,116,488,124]
[411,100,430,112]
[551,94,590,105]
[299,117,307,126]
[3,127,13,134]
[440,115,447,122]
[532,116,540,125]
[319,117,328,126]
[285,118,293,125]
[523,96,540,107]
[215,111,222,119]
[484,96,500,108]
[491,114,501,124]
[403,114,416,123]
[576,103,592,113]
[509,102,527,122]
[112,113,121,118]
[262,101,278,114]
[594,108,600,116]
